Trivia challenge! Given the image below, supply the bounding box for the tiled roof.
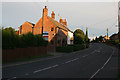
[47,16,69,31]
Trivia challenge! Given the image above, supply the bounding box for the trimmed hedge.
[106,40,119,48]
[56,44,89,53]
[2,27,48,49]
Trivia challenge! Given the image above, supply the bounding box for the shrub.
[56,43,89,53]
[56,46,73,53]
[2,27,48,49]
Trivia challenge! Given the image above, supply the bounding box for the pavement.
[2,43,119,80]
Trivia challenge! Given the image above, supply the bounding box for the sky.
[1,0,119,39]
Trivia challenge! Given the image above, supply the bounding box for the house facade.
[18,6,73,46]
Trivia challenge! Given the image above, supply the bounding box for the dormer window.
[51,27,54,31]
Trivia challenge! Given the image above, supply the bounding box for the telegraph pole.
[107,28,108,40]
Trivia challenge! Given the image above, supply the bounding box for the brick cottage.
[18,6,73,46]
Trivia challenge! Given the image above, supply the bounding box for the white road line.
[82,50,96,58]
[89,69,100,80]
[65,58,79,63]
[33,64,59,73]
[71,58,79,61]
[101,51,114,70]
[52,64,59,68]
[7,77,17,80]
[89,48,114,80]
[3,56,62,68]
[65,60,72,63]
[33,66,52,73]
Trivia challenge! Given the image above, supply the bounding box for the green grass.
[3,54,53,64]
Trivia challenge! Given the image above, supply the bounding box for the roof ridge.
[47,16,70,31]
[26,21,35,26]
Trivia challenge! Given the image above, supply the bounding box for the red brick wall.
[19,21,33,35]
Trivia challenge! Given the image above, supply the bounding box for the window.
[51,27,54,31]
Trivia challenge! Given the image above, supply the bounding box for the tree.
[2,27,16,49]
[98,36,103,42]
[74,29,85,44]
[85,28,89,43]
[95,37,98,42]
[2,27,48,49]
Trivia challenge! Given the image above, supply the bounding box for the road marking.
[89,48,114,80]
[65,60,72,63]
[33,64,58,73]
[7,77,17,80]
[101,51,114,70]
[52,64,59,68]
[65,58,79,63]
[82,50,96,58]
[3,56,62,68]
[71,58,79,61]
[89,69,100,80]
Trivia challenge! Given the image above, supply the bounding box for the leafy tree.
[85,28,89,44]
[74,29,85,44]
[98,36,104,42]
[2,27,16,49]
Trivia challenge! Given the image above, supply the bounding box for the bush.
[2,27,48,49]
[56,46,73,53]
[73,44,87,51]
[56,43,89,53]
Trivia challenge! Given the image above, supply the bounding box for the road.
[2,43,119,80]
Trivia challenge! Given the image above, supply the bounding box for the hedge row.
[56,44,89,53]
[105,40,119,47]
[2,27,48,49]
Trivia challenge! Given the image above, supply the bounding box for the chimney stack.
[43,6,48,17]
[62,19,67,26]
[51,11,55,19]
[59,17,63,23]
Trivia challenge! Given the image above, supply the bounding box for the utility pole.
[107,28,108,40]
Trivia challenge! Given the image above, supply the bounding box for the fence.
[2,46,55,62]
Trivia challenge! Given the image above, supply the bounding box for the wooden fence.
[2,45,56,62]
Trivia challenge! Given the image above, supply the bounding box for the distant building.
[67,30,74,45]
[103,35,110,42]
[18,6,73,46]
[19,21,35,35]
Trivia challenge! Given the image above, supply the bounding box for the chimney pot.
[45,6,47,9]
[51,11,55,19]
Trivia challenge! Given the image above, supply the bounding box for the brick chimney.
[43,6,48,17]
[51,11,55,19]
[59,17,63,23]
[62,19,67,26]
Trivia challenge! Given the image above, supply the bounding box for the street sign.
[43,31,49,41]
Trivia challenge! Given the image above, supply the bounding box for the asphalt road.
[2,43,119,80]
